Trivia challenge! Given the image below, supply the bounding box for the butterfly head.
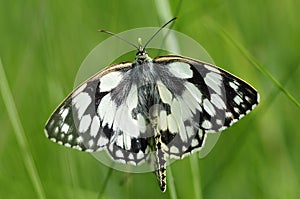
[135,49,151,63]
[135,38,151,63]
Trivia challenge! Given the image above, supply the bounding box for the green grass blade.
[190,154,203,199]
[215,23,300,109]
[167,165,177,199]
[0,58,46,199]
[97,168,113,199]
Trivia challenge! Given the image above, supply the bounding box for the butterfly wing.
[152,55,259,159]
[45,62,153,165]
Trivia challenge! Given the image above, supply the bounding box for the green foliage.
[1,0,300,198]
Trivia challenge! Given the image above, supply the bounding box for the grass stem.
[0,58,46,199]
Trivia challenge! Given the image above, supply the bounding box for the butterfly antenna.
[143,17,177,51]
[98,29,139,50]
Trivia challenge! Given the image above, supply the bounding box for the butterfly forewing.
[45,78,102,151]
[46,62,147,161]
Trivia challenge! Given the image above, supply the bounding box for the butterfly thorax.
[132,53,161,124]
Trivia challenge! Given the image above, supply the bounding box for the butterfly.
[45,18,259,192]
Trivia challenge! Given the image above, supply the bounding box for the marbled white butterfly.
[45,18,259,192]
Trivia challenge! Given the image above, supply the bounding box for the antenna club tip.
[98,29,105,32]
[170,17,178,22]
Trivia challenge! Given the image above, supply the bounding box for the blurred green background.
[1,0,300,198]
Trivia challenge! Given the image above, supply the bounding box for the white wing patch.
[157,80,173,104]
[72,92,92,119]
[211,93,226,109]
[204,72,223,95]
[159,110,168,131]
[167,114,178,134]
[99,71,123,92]
[184,82,202,103]
[126,84,138,110]
[114,104,139,137]
[98,94,116,128]
[137,113,147,133]
[203,98,216,117]
[181,89,201,114]
[204,64,221,74]
[90,116,100,137]
[79,114,92,133]
[168,62,193,79]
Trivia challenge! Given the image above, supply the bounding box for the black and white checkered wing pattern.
[45,53,259,192]
[153,55,259,159]
[45,62,152,165]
